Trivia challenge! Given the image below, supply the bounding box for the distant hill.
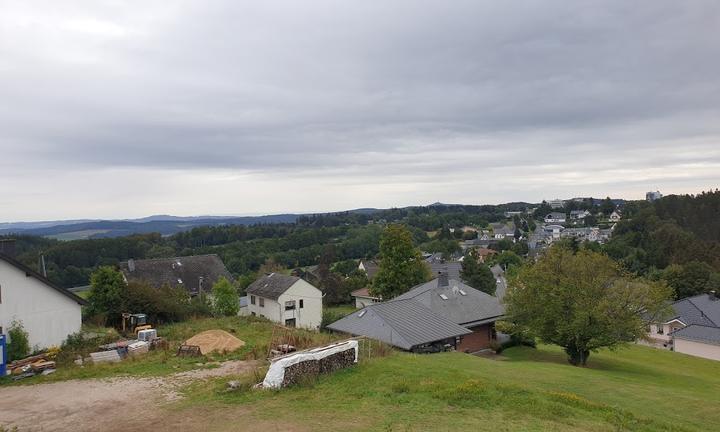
[0,214,305,239]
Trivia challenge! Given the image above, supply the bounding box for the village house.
[0,240,86,349]
[331,273,504,353]
[647,292,720,361]
[350,287,381,309]
[544,212,566,223]
[119,254,234,296]
[569,210,590,220]
[245,273,322,329]
[609,210,622,222]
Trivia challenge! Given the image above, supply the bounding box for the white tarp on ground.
[262,340,359,389]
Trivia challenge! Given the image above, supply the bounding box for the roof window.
[459,290,467,296]
[439,294,448,300]
[177,278,183,284]
[358,310,366,317]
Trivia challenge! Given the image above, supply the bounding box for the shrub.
[212,277,239,317]
[321,308,350,330]
[7,319,30,361]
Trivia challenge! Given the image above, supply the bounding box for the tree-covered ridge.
[605,189,720,298]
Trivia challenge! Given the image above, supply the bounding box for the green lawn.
[175,343,720,431]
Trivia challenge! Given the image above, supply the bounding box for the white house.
[609,211,622,222]
[350,287,381,309]
[0,244,86,350]
[647,292,720,361]
[245,273,323,329]
[544,212,566,223]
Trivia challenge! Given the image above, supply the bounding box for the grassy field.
[1,316,340,385]
[172,343,720,432]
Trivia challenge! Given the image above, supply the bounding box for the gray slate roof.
[246,273,300,300]
[119,254,233,295]
[666,294,720,327]
[427,261,462,281]
[393,278,505,327]
[671,325,720,346]
[326,299,472,350]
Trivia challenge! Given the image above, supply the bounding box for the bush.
[7,319,30,361]
[321,308,350,330]
[212,277,240,317]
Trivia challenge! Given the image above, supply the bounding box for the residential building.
[647,292,720,361]
[490,223,515,239]
[351,287,381,309]
[0,241,86,349]
[544,212,566,223]
[609,211,622,222]
[548,199,565,209]
[646,191,663,202]
[424,255,462,281]
[327,299,472,352]
[393,273,505,353]
[245,273,322,329]
[569,210,590,220]
[119,254,234,296]
[329,273,504,353]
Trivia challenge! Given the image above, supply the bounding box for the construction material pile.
[262,340,358,389]
[184,330,245,355]
[8,350,59,380]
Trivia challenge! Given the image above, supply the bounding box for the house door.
[285,318,296,328]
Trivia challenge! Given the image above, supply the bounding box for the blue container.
[0,334,6,377]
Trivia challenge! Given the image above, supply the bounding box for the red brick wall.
[457,323,494,353]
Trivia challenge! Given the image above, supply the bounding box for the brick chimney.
[0,239,16,257]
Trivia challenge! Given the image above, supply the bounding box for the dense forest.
[5,203,518,288]
[605,189,720,298]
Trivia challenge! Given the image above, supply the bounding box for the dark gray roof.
[393,278,504,327]
[546,212,566,219]
[0,253,87,305]
[246,273,301,300]
[427,261,462,281]
[671,325,720,346]
[326,299,472,350]
[119,254,233,295]
[666,294,720,327]
[359,260,379,279]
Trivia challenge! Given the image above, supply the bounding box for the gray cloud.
[1,1,719,220]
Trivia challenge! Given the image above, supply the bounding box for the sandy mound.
[185,330,245,355]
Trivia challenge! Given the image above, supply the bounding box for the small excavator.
[121,313,152,336]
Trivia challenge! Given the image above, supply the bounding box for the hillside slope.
[177,344,719,431]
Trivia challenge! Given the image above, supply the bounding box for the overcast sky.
[1,1,719,221]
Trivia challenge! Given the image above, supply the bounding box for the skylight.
[358,310,366,317]
[439,294,448,300]
[459,289,467,296]
[177,278,183,284]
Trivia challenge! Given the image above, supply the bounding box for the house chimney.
[0,239,16,257]
[128,259,135,272]
[438,271,449,287]
[710,290,718,301]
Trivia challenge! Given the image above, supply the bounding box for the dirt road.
[0,360,261,432]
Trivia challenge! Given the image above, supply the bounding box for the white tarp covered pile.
[262,340,359,389]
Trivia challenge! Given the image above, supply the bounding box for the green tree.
[7,319,30,361]
[87,266,127,325]
[461,251,496,295]
[372,224,431,299]
[661,261,720,299]
[600,197,615,216]
[505,246,671,366]
[497,250,523,270]
[212,277,239,316]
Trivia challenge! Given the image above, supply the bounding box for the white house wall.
[0,260,82,349]
[278,280,322,329]
[674,339,720,361]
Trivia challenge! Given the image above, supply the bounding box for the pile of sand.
[185,330,245,355]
